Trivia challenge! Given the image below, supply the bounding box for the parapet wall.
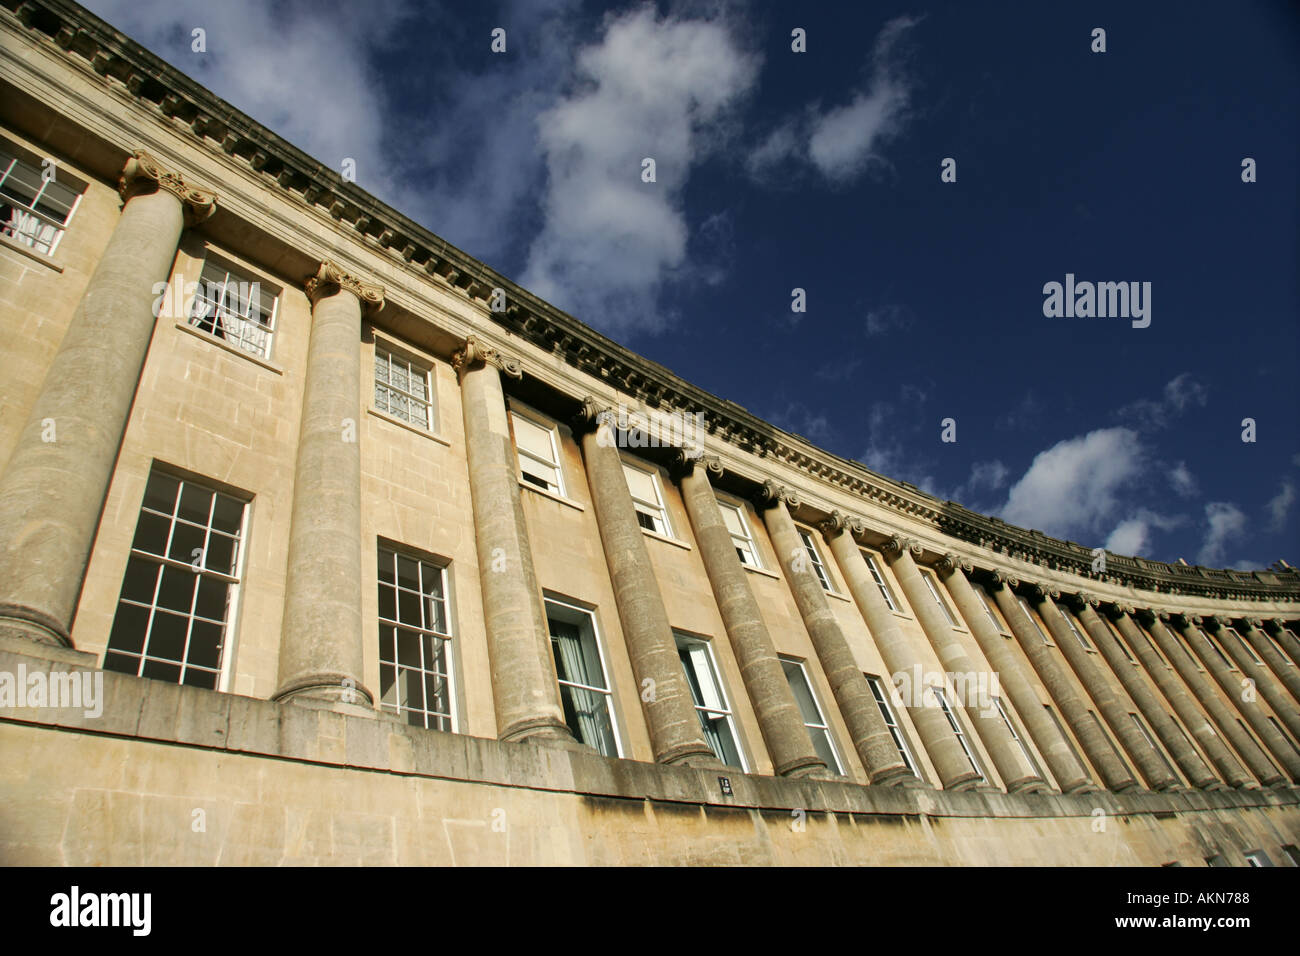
[3,644,1295,866]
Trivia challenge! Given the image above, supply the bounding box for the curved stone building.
[1,0,1297,866]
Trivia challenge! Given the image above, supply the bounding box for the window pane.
[512,415,555,461]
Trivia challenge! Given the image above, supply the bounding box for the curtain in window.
[551,620,604,749]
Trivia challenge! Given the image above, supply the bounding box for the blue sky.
[84,0,1298,569]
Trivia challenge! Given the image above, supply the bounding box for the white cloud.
[83,0,420,210]
[1117,373,1208,431]
[865,304,911,336]
[522,6,760,337]
[998,427,1145,540]
[746,16,918,184]
[1169,461,1197,497]
[1266,480,1295,531]
[1197,501,1247,566]
[1105,518,1150,556]
[1103,509,1184,557]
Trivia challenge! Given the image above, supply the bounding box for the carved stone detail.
[669,449,720,480]
[935,552,972,575]
[452,334,522,380]
[304,260,385,310]
[880,534,922,558]
[118,149,216,223]
[818,509,865,540]
[1025,582,1061,602]
[754,480,799,510]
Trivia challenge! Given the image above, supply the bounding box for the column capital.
[452,334,522,380]
[880,534,922,558]
[118,149,216,224]
[1110,602,1137,617]
[669,449,721,481]
[571,395,612,436]
[818,509,864,540]
[305,260,385,311]
[979,568,1019,590]
[1243,616,1264,629]
[1024,581,1060,602]
[753,479,799,510]
[935,552,972,575]
[1182,613,1203,626]
[1069,591,1100,609]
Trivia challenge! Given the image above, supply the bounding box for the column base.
[271,672,375,708]
[0,604,73,648]
[774,755,829,778]
[1006,775,1049,795]
[945,770,985,792]
[659,740,725,770]
[870,765,924,788]
[499,714,577,745]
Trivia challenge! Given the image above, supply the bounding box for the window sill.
[742,563,780,580]
[368,406,450,446]
[0,232,64,272]
[519,480,585,512]
[641,527,690,551]
[174,321,283,374]
[824,588,852,603]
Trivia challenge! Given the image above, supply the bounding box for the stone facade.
[0,0,1298,866]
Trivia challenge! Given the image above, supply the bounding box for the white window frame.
[797,528,834,593]
[103,468,249,692]
[511,410,566,497]
[1017,595,1052,645]
[1262,629,1294,666]
[933,687,985,780]
[0,147,84,256]
[376,544,456,732]
[188,256,279,360]
[862,551,898,611]
[921,568,958,627]
[1060,606,1093,651]
[866,673,917,774]
[373,342,435,432]
[622,458,672,537]
[545,596,622,758]
[780,656,843,775]
[1130,712,1179,784]
[1222,626,1262,666]
[1199,627,1235,670]
[994,697,1041,778]
[675,633,748,771]
[977,586,1006,633]
[718,498,762,569]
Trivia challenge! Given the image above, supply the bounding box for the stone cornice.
[9,0,1298,605]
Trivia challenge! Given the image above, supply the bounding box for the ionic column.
[1073,598,1222,789]
[1109,607,1247,785]
[450,337,572,742]
[1264,620,1300,668]
[944,567,1092,792]
[1169,614,1288,785]
[1205,615,1300,745]
[674,455,826,777]
[1240,618,1300,706]
[995,582,1137,790]
[272,263,381,706]
[1142,611,1255,787]
[0,150,215,648]
[1034,592,1178,790]
[867,536,993,790]
[571,402,718,768]
[757,484,914,784]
